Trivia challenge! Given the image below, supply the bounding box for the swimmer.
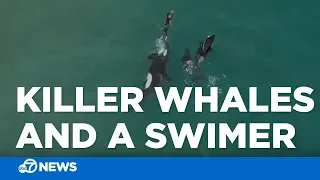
[162,10,175,39]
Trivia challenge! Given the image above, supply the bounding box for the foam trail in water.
[207,75,223,93]
[207,75,218,86]
[182,60,196,86]
[222,73,227,78]
[153,36,166,55]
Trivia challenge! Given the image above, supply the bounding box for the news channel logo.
[18,158,77,174]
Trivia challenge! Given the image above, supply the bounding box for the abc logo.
[18,159,38,174]
[18,158,77,174]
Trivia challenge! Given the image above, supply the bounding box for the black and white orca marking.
[196,34,216,68]
[142,57,172,100]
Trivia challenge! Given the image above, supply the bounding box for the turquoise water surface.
[1,0,319,156]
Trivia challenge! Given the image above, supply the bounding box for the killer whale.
[137,11,174,103]
[144,34,171,100]
[142,56,172,100]
[196,35,216,68]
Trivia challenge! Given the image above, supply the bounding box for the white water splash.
[207,75,223,93]
[184,79,195,86]
[207,75,219,87]
[182,60,196,86]
[154,36,166,55]
[222,73,227,78]
[183,60,194,76]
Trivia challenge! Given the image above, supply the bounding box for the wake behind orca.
[181,48,207,84]
[197,35,216,57]
[181,48,194,75]
[181,34,216,84]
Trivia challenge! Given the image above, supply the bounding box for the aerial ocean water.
[1,0,319,156]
